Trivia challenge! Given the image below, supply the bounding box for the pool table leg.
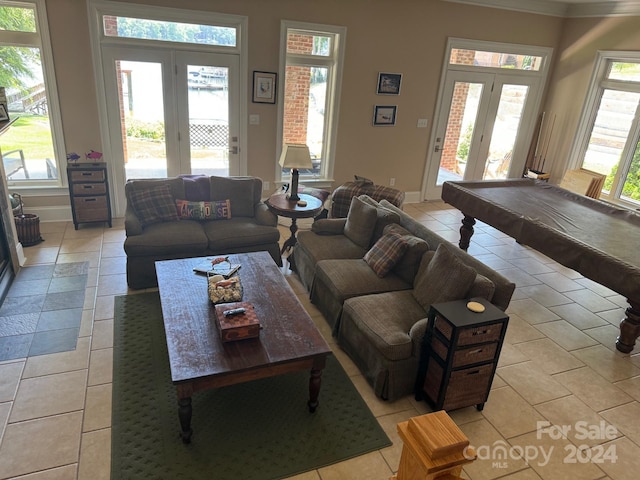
[459,214,476,251]
[617,299,640,353]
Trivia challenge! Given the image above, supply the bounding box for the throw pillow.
[344,196,378,249]
[384,224,430,283]
[468,274,496,302]
[412,242,477,310]
[128,184,179,227]
[364,232,409,278]
[176,199,231,220]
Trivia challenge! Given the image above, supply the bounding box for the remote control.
[223,307,246,317]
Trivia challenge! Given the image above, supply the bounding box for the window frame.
[277,20,346,186]
[569,50,640,206]
[0,0,66,189]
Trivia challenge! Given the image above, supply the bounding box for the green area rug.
[112,292,391,480]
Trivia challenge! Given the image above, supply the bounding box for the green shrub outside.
[126,118,165,141]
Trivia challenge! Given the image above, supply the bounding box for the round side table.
[266,193,323,255]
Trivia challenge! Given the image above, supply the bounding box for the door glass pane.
[621,137,640,205]
[437,82,483,185]
[283,65,327,176]
[450,48,542,71]
[1,47,58,181]
[583,89,640,194]
[483,84,528,179]
[103,16,236,47]
[118,60,167,179]
[187,64,229,176]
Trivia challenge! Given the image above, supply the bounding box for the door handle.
[228,146,238,155]
[434,145,442,153]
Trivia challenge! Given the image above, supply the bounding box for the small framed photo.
[0,104,8,121]
[377,72,402,95]
[252,71,277,104]
[373,105,397,126]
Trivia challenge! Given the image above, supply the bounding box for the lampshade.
[279,144,313,169]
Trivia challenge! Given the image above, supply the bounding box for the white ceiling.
[447,0,640,17]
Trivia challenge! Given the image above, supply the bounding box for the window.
[0,0,64,186]
[278,22,346,183]
[102,15,237,47]
[572,52,640,206]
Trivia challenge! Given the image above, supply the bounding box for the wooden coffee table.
[155,251,332,443]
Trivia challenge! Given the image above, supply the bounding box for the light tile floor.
[0,201,639,479]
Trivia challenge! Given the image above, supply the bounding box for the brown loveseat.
[124,175,281,289]
[293,195,515,401]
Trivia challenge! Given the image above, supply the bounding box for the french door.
[424,70,539,199]
[422,39,551,200]
[101,47,240,216]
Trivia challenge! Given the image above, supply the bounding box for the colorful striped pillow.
[176,199,231,220]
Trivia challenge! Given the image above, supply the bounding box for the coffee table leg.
[308,367,322,413]
[178,396,193,443]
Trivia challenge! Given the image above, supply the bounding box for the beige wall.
[25,0,640,213]
[542,15,640,181]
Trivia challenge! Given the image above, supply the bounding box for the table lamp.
[279,144,312,201]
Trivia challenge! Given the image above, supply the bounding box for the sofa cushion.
[176,199,231,220]
[358,195,401,245]
[202,217,280,250]
[123,219,208,255]
[383,223,430,284]
[364,232,408,277]
[296,230,368,263]
[344,196,377,249]
[412,242,476,310]
[312,258,411,331]
[468,274,496,302]
[128,184,180,227]
[341,290,427,362]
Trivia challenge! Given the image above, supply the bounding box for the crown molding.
[444,0,640,18]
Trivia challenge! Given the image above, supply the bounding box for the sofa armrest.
[409,317,429,356]
[311,218,347,235]
[124,205,143,236]
[254,202,278,226]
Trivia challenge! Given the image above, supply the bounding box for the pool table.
[442,178,640,353]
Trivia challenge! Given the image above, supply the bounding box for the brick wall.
[440,50,475,173]
[283,34,312,145]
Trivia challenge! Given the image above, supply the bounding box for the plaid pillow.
[176,199,231,220]
[128,184,179,227]
[364,232,409,278]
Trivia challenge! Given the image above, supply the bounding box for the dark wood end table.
[266,192,323,254]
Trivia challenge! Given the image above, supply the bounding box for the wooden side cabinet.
[67,162,112,230]
[416,297,508,412]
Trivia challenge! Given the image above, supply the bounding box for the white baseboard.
[22,205,72,223]
[403,191,422,204]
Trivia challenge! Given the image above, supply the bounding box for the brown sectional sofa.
[124,175,281,289]
[293,195,515,401]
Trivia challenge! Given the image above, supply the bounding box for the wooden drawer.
[74,195,107,213]
[424,359,493,411]
[70,170,105,182]
[442,364,494,410]
[435,315,504,346]
[72,183,106,195]
[452,342,498,368]
[431,334,498,367]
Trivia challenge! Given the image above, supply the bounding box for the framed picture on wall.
[373,105,397,126]
[0,104,8,121]
[377,72,402,95]
[252,71,277,104]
